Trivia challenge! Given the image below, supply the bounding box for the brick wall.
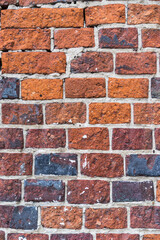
[0,0,160,239]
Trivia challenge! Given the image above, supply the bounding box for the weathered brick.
[0,179,21,202]
[89,103,131,124]
[1,8,83,29]
[143,235,160,240]
[108,78,149,98]
[0,77,19,99]
[0,29,50,50]
[128,4,160,24]
[126,154,160,177]
[71,52,113,73]
[45,103,86,124]
[85,208,127,229]
[142,29,160,48]
[65,78,106,98]
[24,180,65,202]
[19,0,101,5]
[35,153,77,176]
[99,28,138,49]
[21,79,63,100]
[2,104,43,125]
[0,232,4,240]
[112,181,154,202]
[0,206,38,229]
[51,234,93,240]
[68,128,109,150]
[41,206,82,229]
[67,180,110,204]
[96,234,139,240]
[0,0,16,5]
[151,77,160,98]
[0,153,32,176]
[155,129,160,150]
[0,128,23,149]
[112,128,152,150]
[2,52,66,74]
[134,103,160,124]
[156,181,160,202]
[26,129,66,148]
[8,234,49,240]
[81,153,124,178]
[116,53,156,74]
[54,28,95,49]
[130,206,160,229]
[85,4,125,26]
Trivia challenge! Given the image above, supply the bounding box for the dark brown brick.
[51,234,93,240]
[0,179,21,202]
[151,77,160,98]
[8,234,49,240]
[0,128,23,149]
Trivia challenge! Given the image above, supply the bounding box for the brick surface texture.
[0,0,159,238]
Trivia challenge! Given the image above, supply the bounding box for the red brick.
[71,52,113,73]
[89,103,131,124]
[1,8,84,29]
[134,103,160,124]
[26,129,66,148]
[142,29,160,48]
[21,79,63,100]
[96,234,139,240]
[51,234,93,240]
[116,53,156,74]
[0,153,32,176]
[143,235,160,240]
[24,180,65,202]
[2,103,43,125]
[8,234,49,240]
[54,28,95,49]
[67,180,110,204]
[81,153,124,178]
[108,78,149,98]
[0,128,23,149]
[0,231,4,240]
[41,206,82,229]
[2,52,66,74]
[99,28,138,49]
[156,181,160,202]
[112,128,152,150]
[131,206,160,229]
[0,0,16,5]
[65,78,106,98]
[0,179,21,202]
[85,4,125,26]
[68,128,109,150]
[45,103,86,124]
[85,208,127,229]
[155,129,160,150]
[0,29,50,50]
[128,4,160,24]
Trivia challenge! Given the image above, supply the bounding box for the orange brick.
[128,4,160,24]
[21,79,63,100]
[41,206,82,229]
[54,28,94,49]
[97,234,139,240]
[1,8,84,29]
[142,29,160,48]
[85,4,125,26]
[134,103,160,124]
[157,181,160,202]
[0,29,50,50]
[2,52,66,74]
[108,78,149,98]
[143,235,160,240]
[89,103,131,124]
[46,103,86,124]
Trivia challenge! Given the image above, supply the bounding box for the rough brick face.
[65,78,106,98]
[151,78,160,99]
[155,129,160,150]
[143,235,160,240]
[51,234,93,240]
[0,128,23,149]
[68,128,109,150]
[85,208,127,229]
[2,103,43,125]
[0,77,19,99]
[54,28,95,49]
[142,29,160,48]
[2,52,66,74]
[21,79,63,100]
[0,179,21,201]
[8,234,49,240]
[96,234,139,240]
[116,53,156,74]
[89,103,131,124]
[67,180,110,204]
[26,129,66,148]
[0,232,4,240]
[41,206,82,229]
[108,78,149,98]
[45,103,86,124]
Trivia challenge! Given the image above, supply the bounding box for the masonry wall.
[0,0,160,239]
